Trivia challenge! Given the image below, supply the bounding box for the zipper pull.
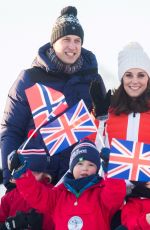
[74,200,78,206]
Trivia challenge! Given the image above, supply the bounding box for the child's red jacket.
[0,179,54,230]
[122,197,150,229]
[16,170,126,230]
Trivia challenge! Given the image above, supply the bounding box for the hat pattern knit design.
[69,140,101,173]
[51,6,84,45]
[118,42,150,80]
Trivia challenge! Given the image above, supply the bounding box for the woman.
[90,42,150,229]
[90,42,150,147]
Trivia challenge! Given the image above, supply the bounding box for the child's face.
[73,160,97,179]
[145,182,150,189]
[32,172,44,181]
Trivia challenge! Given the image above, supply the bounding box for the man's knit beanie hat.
[51,6,84,45]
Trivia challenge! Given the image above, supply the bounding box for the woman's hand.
[90,80,111,117]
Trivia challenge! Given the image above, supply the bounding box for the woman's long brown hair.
[110,79,150,115]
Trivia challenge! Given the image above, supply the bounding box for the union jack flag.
[25,83,68,128]
[40,100,97,155]
[107,138,150,182]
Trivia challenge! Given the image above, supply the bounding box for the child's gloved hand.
[100,147,110,173]
[5,182,16,193]
[4,209,43,230]
[7,150,28,179]
[27,209,43,230]
[4,211,29,229]
[89,79,111,117]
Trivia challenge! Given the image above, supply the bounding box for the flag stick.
[20,102,63,153]
[97,132,105,148]
[20,116,49,153]
[55,169,70,187]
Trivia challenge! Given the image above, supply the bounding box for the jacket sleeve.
[16,170,57,214]
[121,198,150,230]
[0,193,10,222]
[0,70,32,186]
[100,178,126,218]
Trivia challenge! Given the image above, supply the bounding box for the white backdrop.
[1,0,150,198]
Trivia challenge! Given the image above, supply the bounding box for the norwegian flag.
[107,138,150,182]
[25,83,68,128]
[40,100,97,155]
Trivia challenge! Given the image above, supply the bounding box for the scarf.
[64,173,101,198]
[46,48,83,74]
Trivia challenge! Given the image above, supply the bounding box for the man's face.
[53,35,82,64]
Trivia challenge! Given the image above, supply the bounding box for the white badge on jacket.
[68,216,83,230]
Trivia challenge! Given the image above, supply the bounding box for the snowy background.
[0,157,6,198]
[1,0,150,198]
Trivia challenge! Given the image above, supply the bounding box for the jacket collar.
[64,172,102,197]
[32,43,98,74]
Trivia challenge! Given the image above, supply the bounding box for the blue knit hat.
[18,150,50,173]
[69,140,101,173]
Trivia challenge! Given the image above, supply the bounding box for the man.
[1,6,106,190]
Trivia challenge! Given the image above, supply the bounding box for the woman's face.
[122,68,149,98]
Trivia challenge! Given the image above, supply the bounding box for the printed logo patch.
[68,216,83,230]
